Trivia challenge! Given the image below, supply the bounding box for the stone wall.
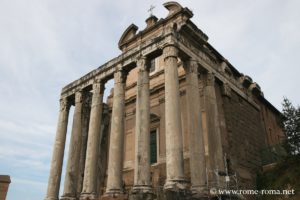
[220,84,266,188]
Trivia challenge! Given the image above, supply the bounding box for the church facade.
[45,2,284,200]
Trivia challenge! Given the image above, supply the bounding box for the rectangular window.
[149,58,156,73]
[150,129,157,164]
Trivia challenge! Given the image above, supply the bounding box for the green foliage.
[281,97,300,155]
[257,156,300,200]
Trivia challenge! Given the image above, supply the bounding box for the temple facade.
[45,2,284,200]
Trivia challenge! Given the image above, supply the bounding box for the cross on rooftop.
[148,5,155,16]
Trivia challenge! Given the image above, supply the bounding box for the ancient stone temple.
[45,2,284,200]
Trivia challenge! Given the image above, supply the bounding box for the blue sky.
[0,0,299,200]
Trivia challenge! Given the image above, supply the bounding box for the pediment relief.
[118,24,138,50]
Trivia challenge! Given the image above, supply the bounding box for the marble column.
[163,44,187,190]
[61,91,83,200]
[105,69,126,195]
[132,56,152,194]
[80,81,104,199]
[204,72,225,189]
[45,97,70,200]
[184,60,207,197]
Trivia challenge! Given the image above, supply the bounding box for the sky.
[0,0,299,199]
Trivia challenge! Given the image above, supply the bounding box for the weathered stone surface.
[202,72,225,189]
[100,194,128,200]
[184,60,207,197]
[132,56,152,194]
[105,69,126,195]
[77,93,92,197]
[81,81,104,199]
[45,97,70,200]
[163,44,188,191]
[61,91,84,199]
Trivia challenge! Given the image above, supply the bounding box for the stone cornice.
[61,33,172,98]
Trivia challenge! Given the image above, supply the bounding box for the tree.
[281,97,300,155]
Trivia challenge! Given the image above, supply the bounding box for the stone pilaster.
[203,72,225,190]
[45,97,70,200]
[184,60,207,198]
[131,56,153,199]
[61,91,83,200]
[80,80,104,200]
[163,44,187,192]
[104,68,126,197]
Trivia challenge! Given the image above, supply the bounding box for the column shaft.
[45,98,70,200]
[77,99,90,196]
[105,69,126,195]
[62,91,83,199]
[81,81,104,199]
[204,72,225,188]
[163,45,186,190]
[185,60,207,196]
[133,57,152,192]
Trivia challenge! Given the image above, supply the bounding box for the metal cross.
[148,5,155,16]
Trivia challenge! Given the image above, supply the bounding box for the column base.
[164,179,190,200]
[190,185,208,199]
[129,192,154,200]
[129,185,154,200]
[80,192,97,200]
[164,189,191,200]
[100,194,128,200]
[131,185,153,194]
[102,188,127,200]
[164,178,189,191]
[60,195,77,200]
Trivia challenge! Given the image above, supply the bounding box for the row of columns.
[45,43,223,200]
[45,80,105,200]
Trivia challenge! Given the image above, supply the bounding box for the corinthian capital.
[93,79,105,94]
[163,45,178,61]
[59,97,70,112]
[75,91,83,104]
[136,56,148,72]
[206,72,215,86]
[184,59,198,74]
[114,68,127,84]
